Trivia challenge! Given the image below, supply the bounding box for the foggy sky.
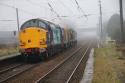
[0,0,121,31]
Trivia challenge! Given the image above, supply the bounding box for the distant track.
[35,41,91,83]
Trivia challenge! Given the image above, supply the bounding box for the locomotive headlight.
[20,41,26,46]
[43,39,47,44]
[40,39,46,45]
[28,40,31,43]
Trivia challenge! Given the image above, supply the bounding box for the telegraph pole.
[16,8,20,32]
[119,0,124,43]
[99,0,103,46]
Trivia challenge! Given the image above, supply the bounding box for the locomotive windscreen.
[21,19,48,30]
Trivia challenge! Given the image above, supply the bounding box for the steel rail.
[0,63,39,83]
[0,63,23,74]
[35,46,83,83]
[66,43,91,83]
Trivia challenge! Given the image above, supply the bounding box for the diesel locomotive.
[19,19,77,61]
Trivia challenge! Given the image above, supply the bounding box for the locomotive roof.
[20,18,76,33]
[20,18,61,30]
[20,19,49,30]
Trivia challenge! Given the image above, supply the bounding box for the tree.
[107,14,121,41]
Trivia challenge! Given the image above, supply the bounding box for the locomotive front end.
[19,19,48,61]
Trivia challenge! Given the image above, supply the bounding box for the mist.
[0,0,124,46]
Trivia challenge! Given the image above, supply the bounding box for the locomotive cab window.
[38,21,47,29]
[21,20,39,29]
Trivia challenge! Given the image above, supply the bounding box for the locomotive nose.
[19,27,47,49]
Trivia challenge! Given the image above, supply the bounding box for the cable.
[0,2,15,9]
[73,0,88,19]
[48,2,61,20]
[0,2,37,17]
[56,0,74,15]
[0,20,16,21]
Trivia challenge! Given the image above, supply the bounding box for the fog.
[0,0,124,45]
[0,0,121,30]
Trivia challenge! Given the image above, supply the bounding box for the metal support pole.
[119,0,124,43]
[16,8,20,32]
[99,0,102,36]
[99,0,103,46]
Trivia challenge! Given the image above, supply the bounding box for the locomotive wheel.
[40,52,48,61]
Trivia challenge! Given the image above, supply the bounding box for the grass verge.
[0,47,19,57]
[92,42,125,83]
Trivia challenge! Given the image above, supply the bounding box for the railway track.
[0,56,19,69]
[35,42,92,83]
[0,45,80,83]
[0,46,80,83]
[0,63,23,74]
[6,45,82,83]
[0,38,95,83]
[0,63,38,83]
[67,41,96,83]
